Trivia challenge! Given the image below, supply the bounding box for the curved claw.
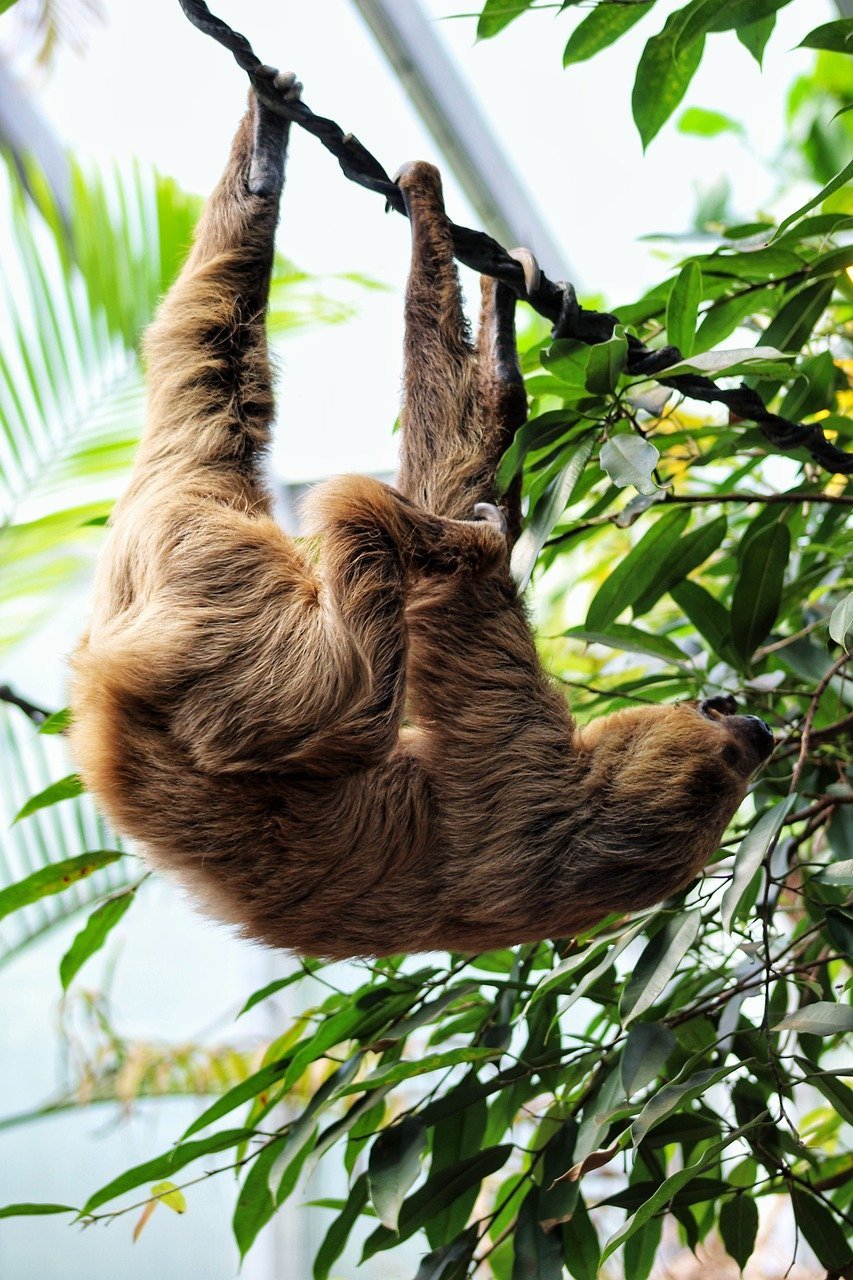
[508,247,541,301]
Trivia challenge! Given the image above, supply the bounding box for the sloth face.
[571,695,775,889]
[577,694,774,783]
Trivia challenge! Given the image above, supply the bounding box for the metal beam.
[350,0,572,283]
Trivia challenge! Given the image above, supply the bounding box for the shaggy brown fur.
[69,91,773,958]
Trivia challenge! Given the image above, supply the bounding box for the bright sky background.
[4,0,832,483]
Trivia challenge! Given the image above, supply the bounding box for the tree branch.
[0,684,51,725]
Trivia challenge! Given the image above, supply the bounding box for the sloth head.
[565,694,775,917]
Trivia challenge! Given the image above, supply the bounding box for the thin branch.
[662,492,853,507]
[0,684,51,725]
[546,490,853,548]
[790,653,851,794]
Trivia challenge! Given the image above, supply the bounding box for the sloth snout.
[740,714,775,758]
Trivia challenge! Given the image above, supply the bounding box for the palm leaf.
[0,702,132,968]
[0,152,198,652]
[1,0,105,69]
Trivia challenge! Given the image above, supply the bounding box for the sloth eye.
[721,744,742,768]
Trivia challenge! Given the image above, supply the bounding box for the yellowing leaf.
[151,1181,187,1214]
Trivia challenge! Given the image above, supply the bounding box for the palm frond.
[1,0,105,70]
[0,701,132,968]
[0,153,197,652]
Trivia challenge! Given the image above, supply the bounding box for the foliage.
[0,0,104,69]
[0,3,851,1277]
[478,0,853,157]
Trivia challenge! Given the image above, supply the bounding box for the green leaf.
[0,851,123,922]
[829,593,853,649]
[586,508,690,630]
[38,708,71,735]
[540,340,593,388]
[238,967,317,1017]
[497,412,584,490]
[284,1004,365,1087]
[585,329,628,394]
[563,1,655,65]
[270,1054,364,1197]
[737,13,775,63]
[678,107,744,138]
[632,515,727,617]
[760,280,835,356]
[313,1174,369,1280]
[183,1058,292,1139]
[721,797,796,932]
[59,890,135,990]
[773,1002,853,1036]
[773,157,853,241]
[600,435,660,496]
[799,19,853,53]
[602,1125,754,1262]
[537,1121,579,1233]
[632,1064,739,1146]
[791,1188,853,1269]
[622,1217,661,1280]
[13,773,84,823]
[512,1189,563,1280]
[804,1069,853,1126]
[815,859,853,886]
[427,1091,489,1246]
[83,1129,256,1213]
[674,0,793,49]
[720,1194,758,1269]
[414,1226,478,1280]
[561,1195,600,1280]
[367,1118,426,1232]
[632,12,705,149]
[362,1146,513,1259]
[511,437,595,590]
[0,0,22,13]
[671,580,731,657]
[477,0,532,39]
[337,1048,497,1098]
[730,522,790,665]
[0,1203,76,1218]
[565,624,687,667]
[621,913,701,1024]
[694,289,775,353]
[233,1139,287,1261]
[666,262,703,357]
[621,1023,676,1097]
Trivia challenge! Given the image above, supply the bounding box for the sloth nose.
[700,695,738,717]
[740,715,775,758]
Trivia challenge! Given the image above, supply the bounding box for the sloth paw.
[254,66,303,117]
[472,502,508,538]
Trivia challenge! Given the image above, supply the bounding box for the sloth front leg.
[139,78,301,511]
[475,250,539,546]
[395,161,483,522]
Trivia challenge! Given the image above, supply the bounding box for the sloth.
[69,81,774,959]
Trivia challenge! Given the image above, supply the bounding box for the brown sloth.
[69,81,774,959]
